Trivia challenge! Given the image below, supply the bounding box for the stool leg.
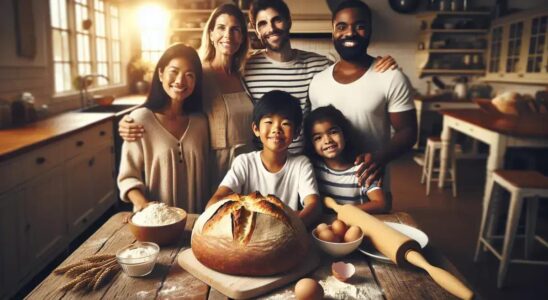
[497,192,524,289]
[421,144,429,184]
[451,151,457,198]
[474,177,496,262]
[525,197,539,259]
[426,146,435,196]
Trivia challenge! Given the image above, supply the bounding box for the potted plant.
[128,56,153,94]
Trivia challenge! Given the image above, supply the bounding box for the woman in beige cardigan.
[121,4,254,195]
[117,44,209,213]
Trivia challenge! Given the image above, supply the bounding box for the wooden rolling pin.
[324,197,473,300]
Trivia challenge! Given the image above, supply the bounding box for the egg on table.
[294,278,324,300]
[315,223,329,232]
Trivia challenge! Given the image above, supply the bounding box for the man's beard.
[261,30,289,51]
[334,37,369,61]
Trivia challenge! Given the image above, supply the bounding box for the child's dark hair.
[303,105,356,162]
[253,90,302,133]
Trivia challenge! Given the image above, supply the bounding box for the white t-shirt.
[219,151,319,210]
[309,62,415,194]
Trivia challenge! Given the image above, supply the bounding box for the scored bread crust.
[191,192,309,276]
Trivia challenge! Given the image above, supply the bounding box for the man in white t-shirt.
[309,0,417,210]
[243,0,398,154]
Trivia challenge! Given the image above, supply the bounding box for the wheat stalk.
[56,253,120,294]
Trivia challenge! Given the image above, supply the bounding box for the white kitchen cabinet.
[484,6,548,84]
[0,119,116,299]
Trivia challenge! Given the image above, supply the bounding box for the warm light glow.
[137,4,169,30]
[137,4,169,63]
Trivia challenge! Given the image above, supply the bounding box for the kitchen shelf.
[416,10,490,77]
[423,49,486,53]
[421,69,485,75]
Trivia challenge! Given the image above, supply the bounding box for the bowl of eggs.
[312,220,363,257]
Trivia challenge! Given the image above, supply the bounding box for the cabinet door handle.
[76,140,84,147]
[99,130,106,136]
[36,157,46,165]
[88,158,95,167]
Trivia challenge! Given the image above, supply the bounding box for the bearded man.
[243,0,397,155]
[309,0,417,211]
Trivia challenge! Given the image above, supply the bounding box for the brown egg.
[294,278,324,300]
[331,219,348,237]
[317,228,338,243]
[343,225,363,243]
[315,223,329,232]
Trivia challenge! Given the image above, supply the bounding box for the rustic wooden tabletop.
[27,212,468,299]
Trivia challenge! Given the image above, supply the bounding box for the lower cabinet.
[0,120,116,299]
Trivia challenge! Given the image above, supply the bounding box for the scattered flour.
[132,203,182,226]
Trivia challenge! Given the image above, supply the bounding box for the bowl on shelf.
[312,228,364,257]
[127,207,187,246]
[93,95,115,106]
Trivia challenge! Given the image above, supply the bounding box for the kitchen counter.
[0,95,145,162]
[26,212,471,299]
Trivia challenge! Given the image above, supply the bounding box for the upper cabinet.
[483,6,548,84]
[416,11,491,77]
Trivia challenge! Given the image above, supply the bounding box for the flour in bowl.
[132,203,182,226]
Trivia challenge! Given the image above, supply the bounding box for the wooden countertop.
[0,112,114,162]
[440,109,548,138]
[0,95,145,162]
[27,212,470,300]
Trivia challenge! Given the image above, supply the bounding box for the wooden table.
[414,98,479,149]
[27,212,469,300]
[439,109,548,209]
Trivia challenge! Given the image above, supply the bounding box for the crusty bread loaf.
[191,192,309,276]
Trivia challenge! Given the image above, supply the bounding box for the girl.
[303,105,387,213]
[117,43,209,213]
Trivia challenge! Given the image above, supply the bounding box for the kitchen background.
[0,0,546,118]
[0,0,547,299]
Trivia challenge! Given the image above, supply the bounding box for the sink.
[79,104,135,113]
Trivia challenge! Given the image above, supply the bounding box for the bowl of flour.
[128,203,187,246]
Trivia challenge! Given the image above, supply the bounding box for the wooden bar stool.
[421,137,457,197]
[474,170,548,288]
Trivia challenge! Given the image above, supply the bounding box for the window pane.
[97,38,106,61]
[112,62,121,83]
[97,63,108,85]
[61,31,69,60]
[96,13,105,36]
[50,0,59,27]
[112,41,120,61]
[52,30,63,61]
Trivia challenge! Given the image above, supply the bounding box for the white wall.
[292,0,547,97]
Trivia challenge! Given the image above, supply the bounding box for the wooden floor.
[391,153,548,300]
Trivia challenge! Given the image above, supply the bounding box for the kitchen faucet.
[79,74,110,108]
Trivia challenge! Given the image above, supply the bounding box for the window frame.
[50,0,123,96]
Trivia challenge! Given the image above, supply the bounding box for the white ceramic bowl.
[312,228,364,257]
[116,242,160,277]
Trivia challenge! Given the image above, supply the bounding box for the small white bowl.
[312,229,364,257]
[116,242,159,277]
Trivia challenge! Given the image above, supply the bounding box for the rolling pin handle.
[406,250,473,300]
[323,197,340,212]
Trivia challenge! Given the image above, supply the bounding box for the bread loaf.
[191,192,309,276]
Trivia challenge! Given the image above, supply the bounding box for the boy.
[207,90,321,227]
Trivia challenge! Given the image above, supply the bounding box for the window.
[137,4,169,64]
[50,0,122,93]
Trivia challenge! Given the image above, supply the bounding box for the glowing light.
[137,4,169,63]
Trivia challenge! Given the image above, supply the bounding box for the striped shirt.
[242,49,331,154]
[313,160,380,205]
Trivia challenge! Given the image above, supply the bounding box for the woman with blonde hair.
[120,3,254,195]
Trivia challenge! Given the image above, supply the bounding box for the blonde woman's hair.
[199,3,249,74]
